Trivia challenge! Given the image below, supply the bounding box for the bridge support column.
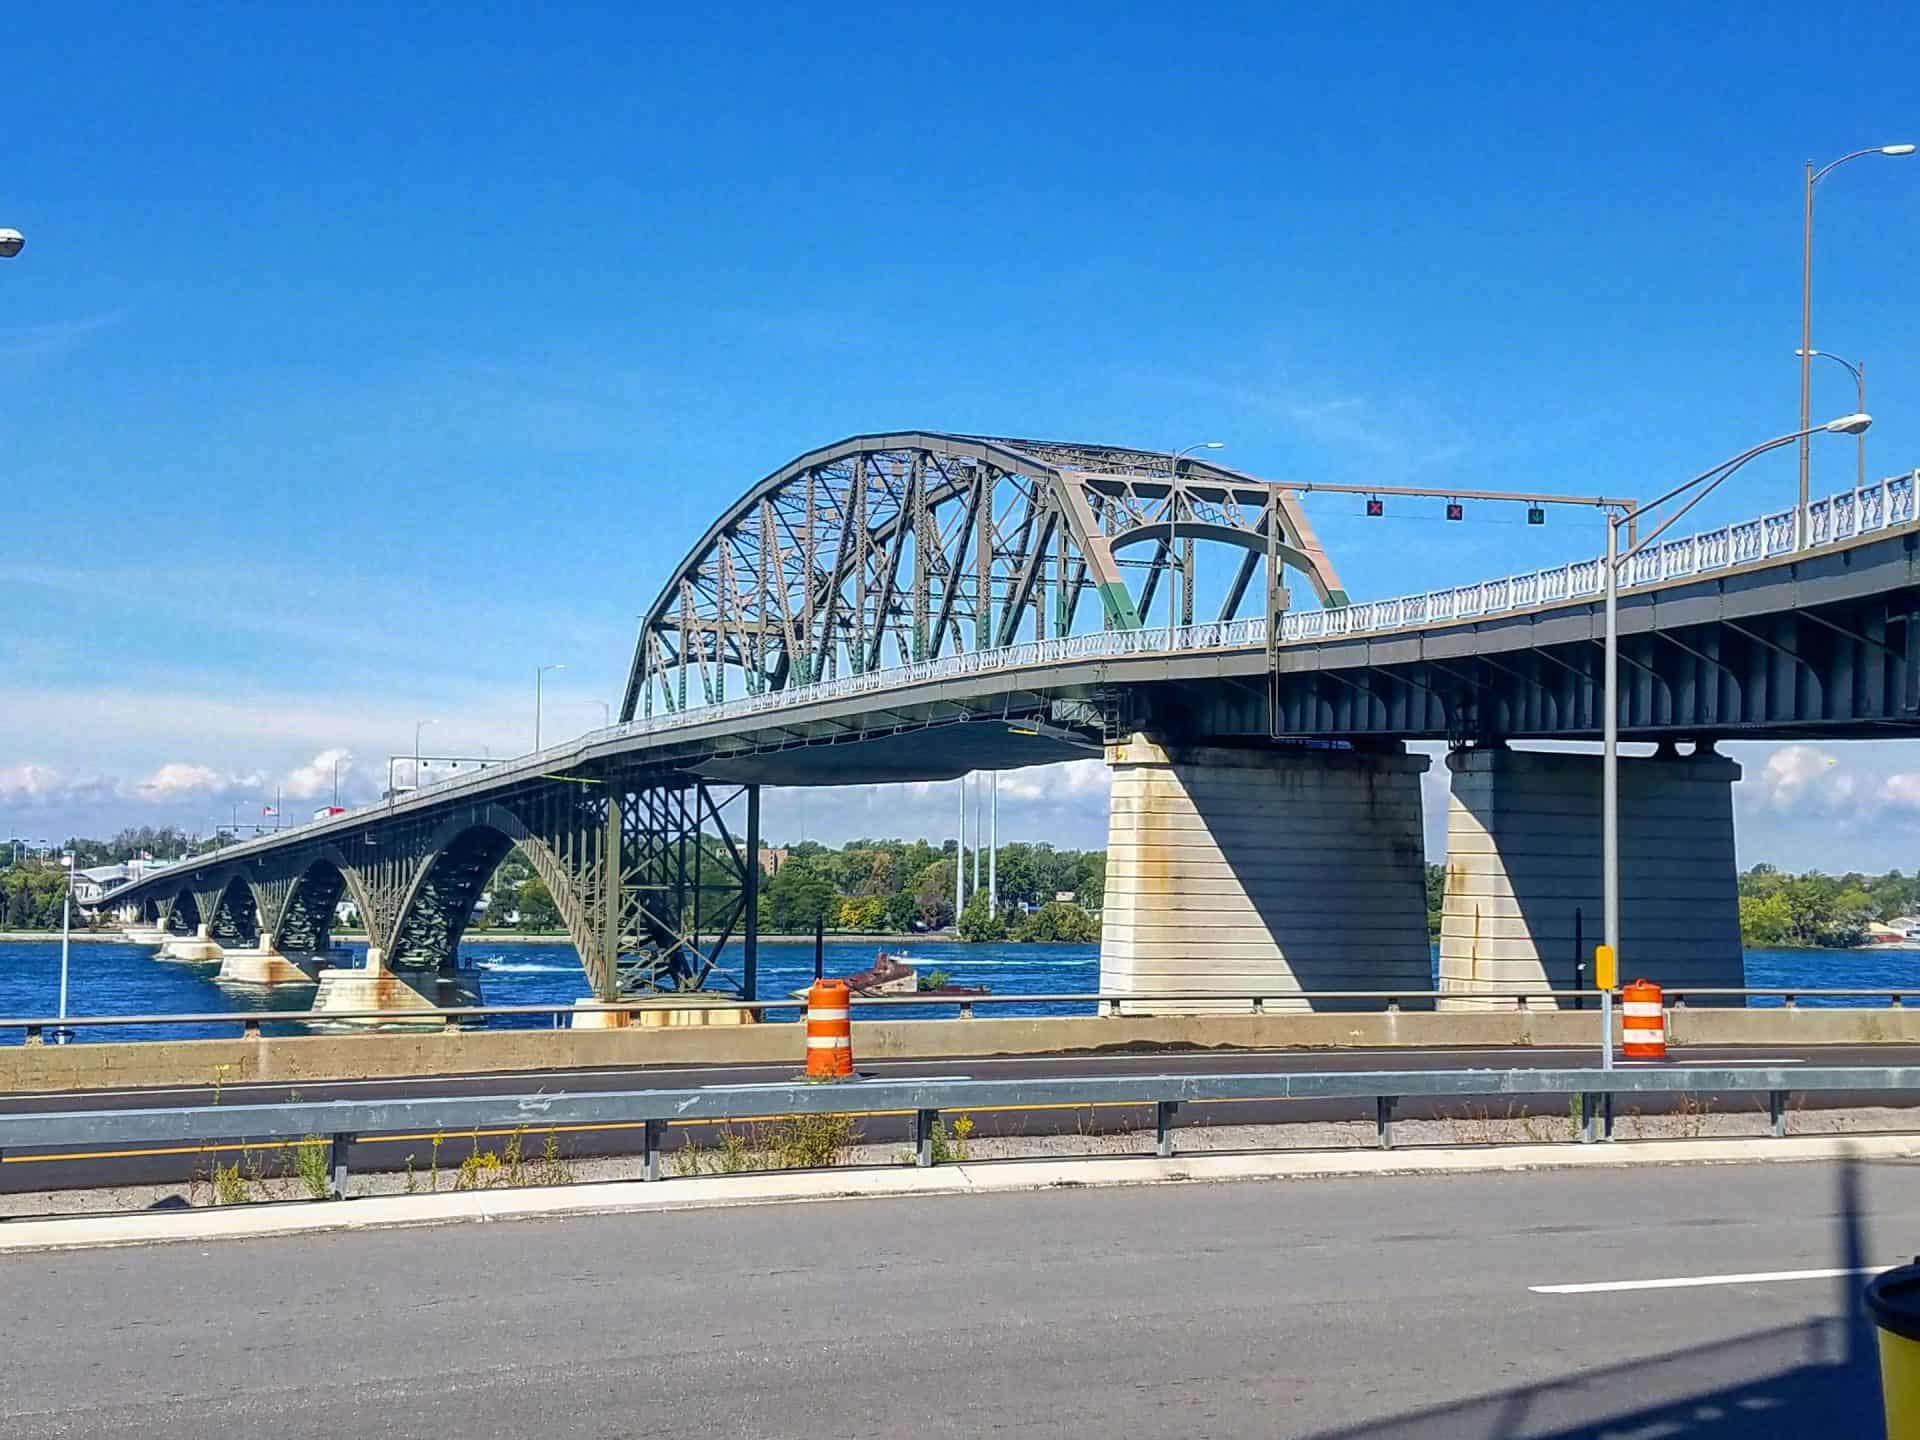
[1439,747,1742,1006]
[159,924,225,963]
[217,941,316,987]
[1099,735,1431,1011]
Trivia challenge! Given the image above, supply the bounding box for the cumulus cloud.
[1754,745,1853,812]
[135,762,264,801]
[993,758,1111,802]
[281,748,358,803]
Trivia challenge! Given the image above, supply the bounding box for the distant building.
[759,846,788,876]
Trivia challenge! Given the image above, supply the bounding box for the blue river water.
[0,937,1916,1043]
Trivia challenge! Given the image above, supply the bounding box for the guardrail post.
[1252,997,1266,1015]
[1386,996,1401,1014]
[329,1133,351,1200]
[1103,998,1121,1019]
[23,1024,42,1047]
[915,1108,940,1167]
[1784,993,1797,1009]
[1578,1094,1599,1145]
[957,1001,974,1020]
[1375,1096,1397,1150]
[242,1018,261,1040]
[1156,1100,1179,1158]
[1603,1092,1615,1142]
[1769,1089,1789,1139]
[644,1118,665,1181]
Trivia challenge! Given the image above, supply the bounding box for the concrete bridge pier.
[1099,734,1432,1012]
[1439,745,1743,1006]
[216,941,316,987]
[158,924,224,963]
[311,947,438,1018]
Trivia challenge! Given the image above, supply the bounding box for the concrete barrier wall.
[4,1005,1920,1094]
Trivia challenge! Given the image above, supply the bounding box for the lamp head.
[1824,413,1873,435]
[1882,144,1917,156]
[0,229,22,259]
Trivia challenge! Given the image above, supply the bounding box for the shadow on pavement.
[1309,1157,1887,1439]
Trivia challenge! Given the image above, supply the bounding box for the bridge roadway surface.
[2,1042,1917,1194]
[0,1158,1897,1436]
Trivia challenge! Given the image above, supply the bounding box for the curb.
[3,1131,1916,1255]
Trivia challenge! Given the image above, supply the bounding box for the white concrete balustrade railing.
[153,471,1918,871]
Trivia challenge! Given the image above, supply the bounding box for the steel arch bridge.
[622,432,1349,721]
[98,429,1920,1004]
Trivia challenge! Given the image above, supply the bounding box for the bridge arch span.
[623,431,1347,720]
[385,806,599,987]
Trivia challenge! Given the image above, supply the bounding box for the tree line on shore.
[15,833,1895,952]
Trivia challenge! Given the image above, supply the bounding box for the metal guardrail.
[119,470,1920,885]
[2,1064,1916,1196]
[6,987,1918,1042]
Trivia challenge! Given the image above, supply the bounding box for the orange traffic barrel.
[1621,978,1666,1059]
[805,979,854,1079]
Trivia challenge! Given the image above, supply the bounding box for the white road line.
[1530,1265,1891,1295]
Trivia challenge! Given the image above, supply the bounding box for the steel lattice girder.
[133,769,759,1001]
[621,431,1346,721]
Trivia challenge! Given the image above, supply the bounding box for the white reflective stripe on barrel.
[1623,1030,1666,1045]
[806,1008,851,1022]
[1623,1002,1664,1018]
[806,1035,853,1048]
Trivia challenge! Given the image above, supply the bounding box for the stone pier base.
[1099,735,1432,1012]
[217,945,317,987]
[121,926,169,948]
[1440,746,1743,1006]
[569,994,759,1029]
[311,953,438,1020]
[158,926,224,963]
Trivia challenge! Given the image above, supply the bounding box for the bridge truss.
[134,763,759,1000]
[622,432,1349,720]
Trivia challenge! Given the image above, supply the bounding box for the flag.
[262,806,279,817]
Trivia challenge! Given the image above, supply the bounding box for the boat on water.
[795,950,991,999]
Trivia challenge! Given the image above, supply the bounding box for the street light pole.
[1798,349,1867,492]
[414,718,437,789]
[955,774,967,922]
[1798,143,1912,538]
[57,852,72,1044]
[1166,442,1225,647]
[1604,412,1871,1066]
[535,663,565,751]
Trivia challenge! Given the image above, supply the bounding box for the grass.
[671,1114,863,1176]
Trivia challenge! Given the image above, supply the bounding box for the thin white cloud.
[0,311,124,361]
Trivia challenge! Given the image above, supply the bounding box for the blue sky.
[5,3,1920,866]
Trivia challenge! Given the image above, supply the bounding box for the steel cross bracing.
[128,767,755,1000]
[622,432,1346,722]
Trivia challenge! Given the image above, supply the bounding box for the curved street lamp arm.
[1621,425,1834,561]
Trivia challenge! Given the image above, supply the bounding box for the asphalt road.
[4,1042,1920,1194]
[0,1158,1904,1436]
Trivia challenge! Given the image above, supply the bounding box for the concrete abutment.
[1099,735,1432,1011]
[1439,746,1743,1006]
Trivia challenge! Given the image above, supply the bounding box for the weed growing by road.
[284,1137,330,1200]
[763,1112,858,1169]
[531,1131,573,1186]
[715,1125,755,1174]
[673,1135,706,1176]
[211,1160,247,1206]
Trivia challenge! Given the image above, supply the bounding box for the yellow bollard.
[1868,1262,1920,1438]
